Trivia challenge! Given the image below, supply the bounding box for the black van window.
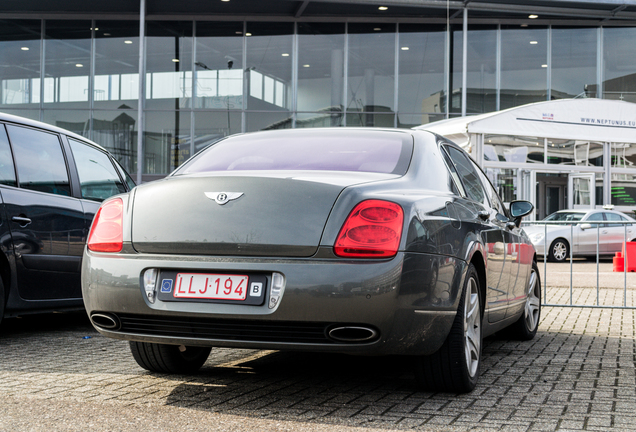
[68,139,127,202]
[0,125,16,187]
[7,125,70,196]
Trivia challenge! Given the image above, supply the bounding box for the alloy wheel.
[524,269,541,331]
[464,277,481,378]
[552,242,567,261]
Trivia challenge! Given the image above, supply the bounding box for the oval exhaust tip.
[328,326,379,343]
[90,313,120,330]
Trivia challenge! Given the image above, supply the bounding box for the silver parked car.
[82,128,540,393]
[523,209,636,262]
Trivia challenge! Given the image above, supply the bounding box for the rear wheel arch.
[469,251,486,315]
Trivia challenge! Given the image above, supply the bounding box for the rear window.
[175,131,413,175]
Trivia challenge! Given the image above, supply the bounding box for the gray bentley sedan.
[82,128,540,393]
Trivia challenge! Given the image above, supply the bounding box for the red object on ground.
[613,252,625,272]
[623,242,636,272]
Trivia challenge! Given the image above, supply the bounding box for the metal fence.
[520,220,636,309]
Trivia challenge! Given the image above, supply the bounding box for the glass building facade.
[2,5,636,183]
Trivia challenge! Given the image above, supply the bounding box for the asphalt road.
[1,281,635,431]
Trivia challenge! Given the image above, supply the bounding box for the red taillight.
[87,198,123,253]
[334,200,404,258]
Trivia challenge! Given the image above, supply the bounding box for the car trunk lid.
[130,172,394,257]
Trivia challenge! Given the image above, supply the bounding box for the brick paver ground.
[0,285,634,431]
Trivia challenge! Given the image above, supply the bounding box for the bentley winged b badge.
[205,192,244,205]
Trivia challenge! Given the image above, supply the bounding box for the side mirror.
[580,223,592,230]
[509,200,534,219]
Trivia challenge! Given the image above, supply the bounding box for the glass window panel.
[484,135,545,164]
[347,23,396,121]
[399,24,446,122]
[296,112,344,128]
[603,27,636,103]
[398,112,445,128]
[552,27,597,100]
[547,139,603,166]
[611,173,636,207]
[297,23,345,113]
[250,70,263,99]
[452,25,497,114]
[246,111,293,132]
[246,22,293,112]
[1,110,40,121]
[44,20,91,108]
[500,26,548,110]
[42,109,90,138]
[94,21,140,109]
[68,138,126,201]
[263,75,275,104]
[611,143,636,168]
[91,109,138,175]
[194,111,241,153]
[486,168,518,204]
[0,125,16,186]
[195,22,244,109]
[345,112,395,128]
[0,19,41,109]
[7,124,70,196]
[145,21,193,110]
[144,110,191,174]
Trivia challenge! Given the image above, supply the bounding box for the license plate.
[174,273,249,301]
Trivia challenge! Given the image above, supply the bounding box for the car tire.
[0,277,4,327]
[548,238,569,262]
[129,341,211,374]
[508,261,541,340]
[415,263,482,393]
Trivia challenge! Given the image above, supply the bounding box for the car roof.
[0,111,110,153]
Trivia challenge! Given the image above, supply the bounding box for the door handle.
[602,230,608,234]
[11,216,32,227]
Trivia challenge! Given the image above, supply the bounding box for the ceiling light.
[21,47,29,51]
[521,24,528,27]
[76,64,83,67]
[103,33,111,36]
[281,53,289,57]
[124,40,133,44]
[529,14,538,19]
[541,64,548,68]
[303,64,310,67]
[172,58,180,62]
[374,27,381,31]
[245,33,252,36]
[235,31,242,35]
[530,41,538,44]
[221,0,230,2]
[378,6,388,10]
[401,47,409,51]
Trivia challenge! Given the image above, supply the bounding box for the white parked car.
[523,209,636,262]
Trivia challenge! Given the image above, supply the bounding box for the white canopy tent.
[415,98,636,148]
[414,99,636,218]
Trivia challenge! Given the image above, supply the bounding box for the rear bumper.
[81,249,466,356]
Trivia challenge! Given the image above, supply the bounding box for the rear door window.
[68,138,127,201]
[0,125,16,187]
[7,125,70,196]
[444,145,489,207]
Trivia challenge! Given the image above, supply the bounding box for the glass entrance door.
[568,173,596,209]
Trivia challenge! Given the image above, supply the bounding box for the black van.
[0,112,135,324]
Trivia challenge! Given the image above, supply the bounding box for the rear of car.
[82,129,461,352]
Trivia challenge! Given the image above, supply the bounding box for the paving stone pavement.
[0,286,635,431]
